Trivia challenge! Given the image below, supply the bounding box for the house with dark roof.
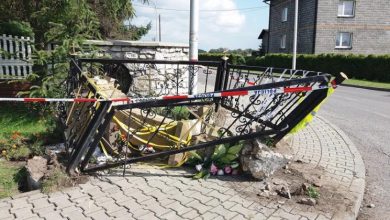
[258,29,269,54]
[261,0,390,55]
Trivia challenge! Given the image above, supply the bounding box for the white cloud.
[131,0,262,50]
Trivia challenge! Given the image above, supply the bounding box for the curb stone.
[318,116,366,219]
[291,116,365,220]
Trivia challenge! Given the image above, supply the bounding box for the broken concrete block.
[26,156,48,190]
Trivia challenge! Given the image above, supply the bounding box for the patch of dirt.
[229,161,356,217]
[25,152,88,192]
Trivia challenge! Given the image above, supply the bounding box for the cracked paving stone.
[78,202,103,215]
[30,198,52,210]
[160,210,184,220]
[0,209,13,219]
[165,201,192,216]
[185,200,211,214]
[137,212,159,220]
[107,208,131,218]
[209,205,238,219]
[85,209,111,220]
[181,210,199,219]
[131,208,154,219]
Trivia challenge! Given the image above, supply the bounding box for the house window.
[336,32,352,48]
[280,34,287,49]
[282,7,288,22]
[338,1,355,17]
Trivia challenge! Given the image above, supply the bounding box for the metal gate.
[63,58,346,174]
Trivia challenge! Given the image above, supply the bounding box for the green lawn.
[0,160,24,199]
[0,103,55,140]
[343,79,390,90]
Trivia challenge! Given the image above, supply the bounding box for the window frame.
[338,1,355,17]
[335,32,353,49]
[281,7,288,22]
[280,34,287,49]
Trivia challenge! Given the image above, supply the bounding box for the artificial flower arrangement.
[187,140,244,179]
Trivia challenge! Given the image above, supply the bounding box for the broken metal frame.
[63,58,343,174]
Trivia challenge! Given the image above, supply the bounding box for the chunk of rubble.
[299,198,317,206]
[240,139,292,180]
[26,156,48,190]
[277,186,292,199]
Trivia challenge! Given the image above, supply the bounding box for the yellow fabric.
[289,87,335,134]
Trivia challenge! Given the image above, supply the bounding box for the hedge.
[246,54,390,82]
[199,53,246,65]
[0,21,34,38]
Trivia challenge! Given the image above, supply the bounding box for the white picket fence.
[0,34,33,79]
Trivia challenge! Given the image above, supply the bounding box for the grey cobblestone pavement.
[0,116,365,220]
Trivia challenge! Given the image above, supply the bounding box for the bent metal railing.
[63,58,346,174]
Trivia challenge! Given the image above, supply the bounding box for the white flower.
[217,169,224,176]
[195,164,202,171]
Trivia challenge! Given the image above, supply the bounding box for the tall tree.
[0,0,151,46]
[0,0,151,98]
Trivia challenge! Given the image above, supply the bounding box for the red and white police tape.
[0,84,333,104]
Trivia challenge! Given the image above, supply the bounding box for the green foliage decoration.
[187,140,244,179]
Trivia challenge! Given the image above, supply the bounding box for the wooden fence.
[0,34,33,79]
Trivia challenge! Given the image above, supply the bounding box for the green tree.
[0,0,151,98]
[0,0,151,46]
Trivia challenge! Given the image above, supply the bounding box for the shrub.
[199,53,246,65]
[171,106,190,121]
[248,53,390,82]
[0,132,31,161]
[0,21,34,38]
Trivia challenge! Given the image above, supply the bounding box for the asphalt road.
[319,86,390,219]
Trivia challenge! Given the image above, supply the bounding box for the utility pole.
[189,0,199,94]
[189,0,199,61]
[292,0,299,69]
[159,14,161,42]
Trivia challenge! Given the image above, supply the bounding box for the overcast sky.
[131,0,270,51]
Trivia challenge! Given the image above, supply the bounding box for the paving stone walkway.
[0,116,365,220]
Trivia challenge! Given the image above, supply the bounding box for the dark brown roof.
[258,29,269,39]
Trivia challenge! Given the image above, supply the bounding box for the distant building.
[261,0,390,55]
[258,29,269,55]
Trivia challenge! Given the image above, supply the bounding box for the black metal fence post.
[213,57,229,111]
[67,57,82,97]
[80,107,115,171]
[221,56,230,90]
[66,102,111,174]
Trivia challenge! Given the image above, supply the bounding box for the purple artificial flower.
[224,166,232,174]
[210,163,218,175]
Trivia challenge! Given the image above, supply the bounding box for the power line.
[133,4,268,12]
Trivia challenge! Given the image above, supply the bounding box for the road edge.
[340,84,390,92]
[317,116,366,219]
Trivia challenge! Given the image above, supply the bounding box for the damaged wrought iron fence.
[63,58,345,174]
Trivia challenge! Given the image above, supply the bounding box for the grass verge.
[41,168,71,194]
[0,103,56,140]
[0,161,25,199]
[341,79,390,90]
